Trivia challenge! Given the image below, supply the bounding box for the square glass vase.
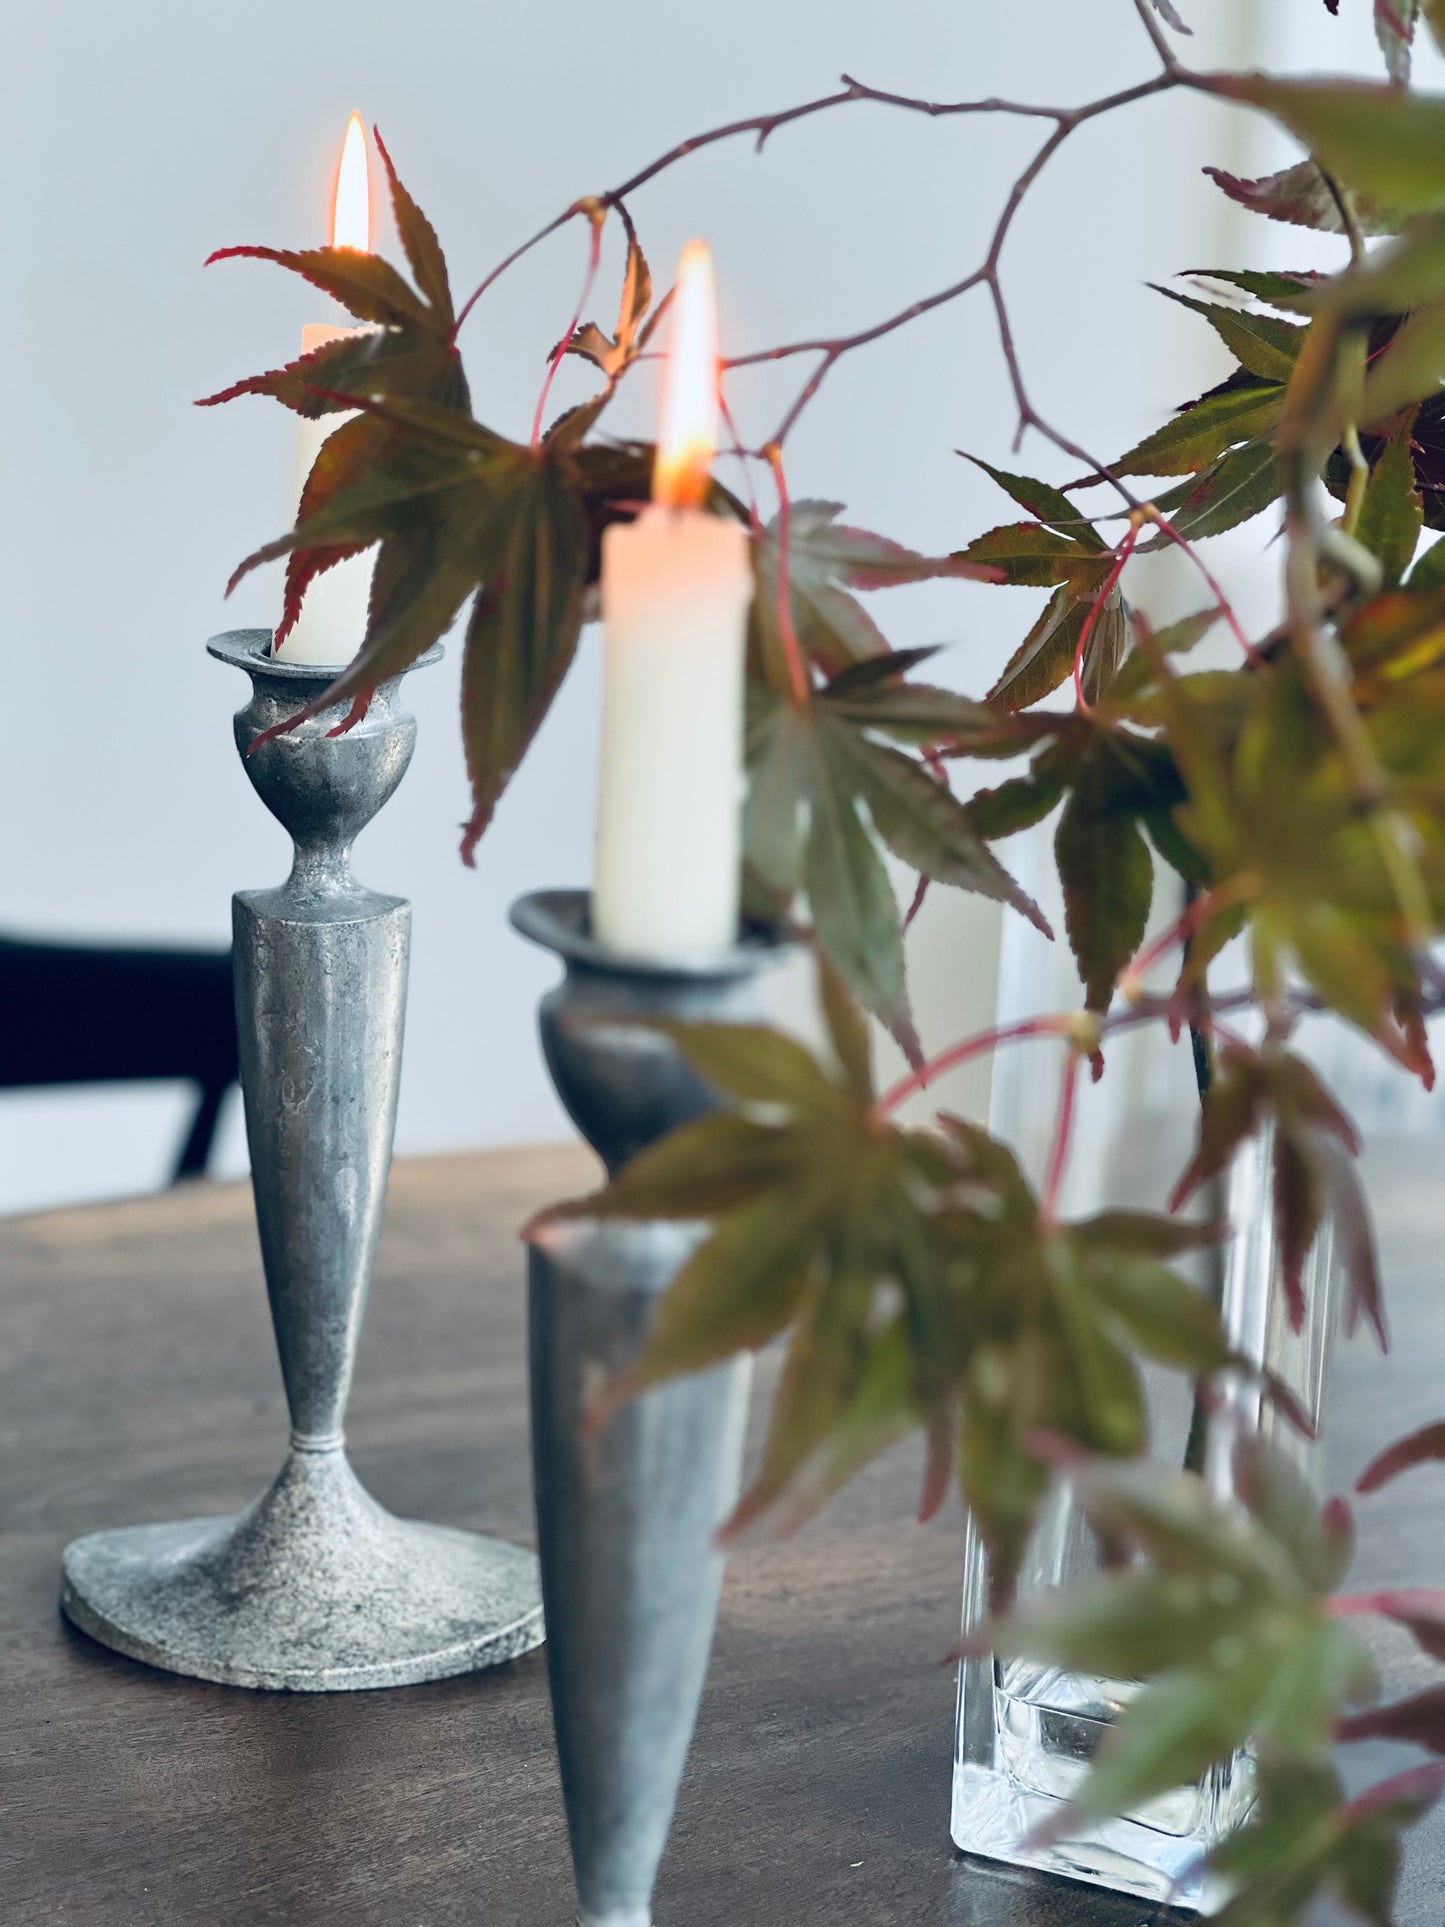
[951,1131,1340,1911]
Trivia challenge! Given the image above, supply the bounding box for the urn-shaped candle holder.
[60,630,543,1691]
[513,890,789,1927]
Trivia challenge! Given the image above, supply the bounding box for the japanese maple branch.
[726,68,1183,471]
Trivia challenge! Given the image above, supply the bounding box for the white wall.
[0,0,1375,1212]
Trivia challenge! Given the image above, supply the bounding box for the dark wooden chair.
[0,936,240,1182]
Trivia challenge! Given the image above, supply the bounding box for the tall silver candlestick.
[514,890,789,1927]
[60,630,543,1691]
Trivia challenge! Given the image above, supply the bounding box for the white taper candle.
[273,114,376,667]
[591,241,753,960]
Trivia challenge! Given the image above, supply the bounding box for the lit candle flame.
[331,113,371,252]
[653,240,721,511]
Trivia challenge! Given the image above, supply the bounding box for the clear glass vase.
[950,830,1342,1910]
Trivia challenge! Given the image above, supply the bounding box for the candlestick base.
[61,1445,543,1691]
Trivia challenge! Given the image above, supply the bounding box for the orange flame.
[331,113,371,251]
[653,241,721,511]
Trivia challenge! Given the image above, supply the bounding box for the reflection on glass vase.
[950,824,1342,1910]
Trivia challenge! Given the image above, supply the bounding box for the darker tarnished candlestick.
[513,889,790,1927]
[60,630,543,1691]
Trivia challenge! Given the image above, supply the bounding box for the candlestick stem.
[60,633,543,1691]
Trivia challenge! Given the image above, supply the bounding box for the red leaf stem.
[1041,1048,1081,1224]
[1074,521,1140,711]
[763,443,812,706]
[1141,504,1265,667]
[876,1014,1075,1117]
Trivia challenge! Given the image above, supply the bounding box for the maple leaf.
[1206,1753,1441,1926]
[749,501,999,691]
[953,458,1130,707]
[956,711,1204,1012]
[201,131,472,648]
[1172,1043,1384,1344]
[969,1445,1374,1834]
[1151,654,1445,1062]
[744,654,1049,1055]
[541,979,1230,1601]
[1205,160,1406,236]
[561,204,664,381]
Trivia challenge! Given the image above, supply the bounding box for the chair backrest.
[0,937,239,1180]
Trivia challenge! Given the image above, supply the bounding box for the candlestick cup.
[60,630,543,1690]
[514,890,789,1927]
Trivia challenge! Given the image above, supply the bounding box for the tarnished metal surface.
[60,633,543,1690]
[515,890,789,1927]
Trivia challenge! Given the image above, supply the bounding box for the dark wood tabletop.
[3,1138,1443,1927]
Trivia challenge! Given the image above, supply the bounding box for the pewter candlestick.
[60,630,543,1691]
[514,890,789,1927]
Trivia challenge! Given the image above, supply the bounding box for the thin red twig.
[531,214,604,449]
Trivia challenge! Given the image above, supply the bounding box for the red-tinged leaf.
[273,415,391,641]
[1204,160,1406,236]
[1340,1685,1445,1752]
[1172,1048,1266,1208]
[988,584,1125,710]
[955,523,1110,590]
[1357,1418,1445,1492]
[1317,1137,1387,1346]
[1273,1126,1320,1334]
[1054,755,1154,1012]
[564,204,655,379]
[205,243,432,330]
[1221,75,1445,218]
[460,453,589,856]
[961,454,1106,549]
[373,127,453,322]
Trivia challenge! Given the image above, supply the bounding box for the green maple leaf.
[1115,367,1286,481]
[543,984,1230,1600]
[1206,1753,1441,1926]
[1154,654,1445,1055]
[957,711,1205,1012]
[1355,406,1424,589]
[953,459,1128,708]
[1172,1043,1384,1344]
[745,655,1050,1053]
[972,1444,1375,1834]
[1149,284,1306,385]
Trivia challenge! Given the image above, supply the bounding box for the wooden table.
[3,1140,1443,1926]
